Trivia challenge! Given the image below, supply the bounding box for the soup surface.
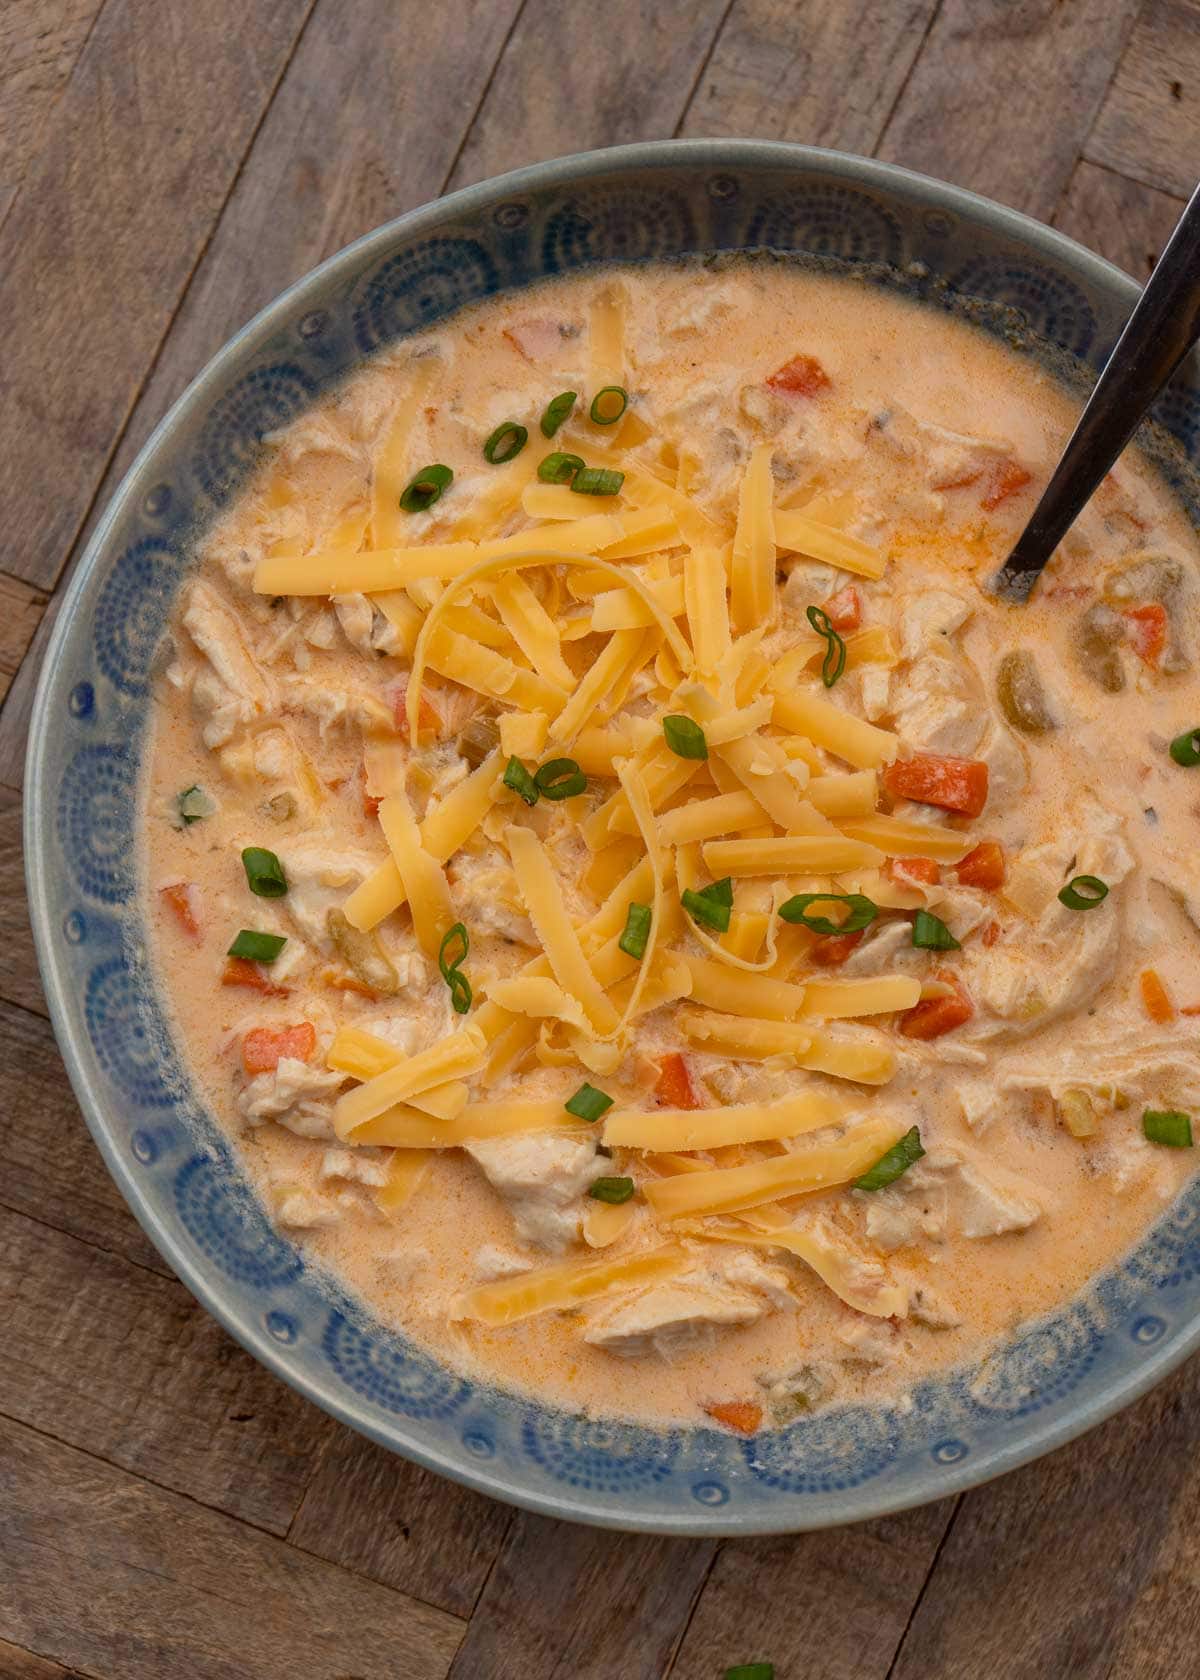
[145,259,1200,1432]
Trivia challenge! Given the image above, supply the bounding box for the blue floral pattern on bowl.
[25,141,1200,1533]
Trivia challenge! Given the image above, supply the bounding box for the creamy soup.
[144,259,1200,1433]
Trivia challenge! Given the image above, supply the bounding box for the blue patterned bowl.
[26,141,1200,1533]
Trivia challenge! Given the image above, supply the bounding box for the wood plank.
[888,1355,1200,1680]
[1085,0,1200,200]
[0,1639,87,1680]
[876,0,1142,220]
[0,595,57,791]
[0,0,523,793]
[0,576,49,710]
[0,997,166,1273]
[447,0,731,189]
[0,0,315,593]
[445,1514,715,1680]
[1054,159,1185,279]
[0,1415,463,1680]
[289,1428,513,1620]
[0,0,104,214]
[0,1199,334,1534]
[670,1499,956,1680]
[680,0,938,152]
[0,790,43,1015]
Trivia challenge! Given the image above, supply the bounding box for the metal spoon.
[991,180,1200,603]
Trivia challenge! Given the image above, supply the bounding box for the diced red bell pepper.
[899,976,974,1040]
[886,856,941,887]
[160,882,201,939]
[1125,603,1167,667]
[883,753,989,819]
[655,1052,705,1110]
[222,957,291,998]
[241,1022,317,1076]
[766,353,830,397]
[982,920,1003,948]
[808,929,865,967]
[822,584,862,632]
[955,840,1006,890]
[703,1399,763,1435]
[980,460,1032,512]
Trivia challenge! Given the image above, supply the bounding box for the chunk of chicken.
[472,1244,534,1281]
[319,1148,391,1188]
[965,827,1133,1037]
[184,580,277,748]
[239,1056,345,1140]
[274,1186,343,1230]
[908,1285,962,1330]
[954,1159,1041,1238]
[898,589,973,660]
[583,1269,768,1360]
[465,1132,604,1251]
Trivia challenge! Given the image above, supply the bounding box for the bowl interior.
[26,140,1200,1533]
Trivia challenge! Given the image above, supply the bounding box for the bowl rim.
[26,137,1185,1535]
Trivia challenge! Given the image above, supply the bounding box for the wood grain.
[0,0,103,216]
[0,577,49,712]
[0,997,165,1272]
[0,790,42,1013]
[681,0,938,152]
[0,1201,333,1533]
[1054,159,1186,279]
[0,1415,464,1680]
[1085,0,1200,200]
[888,1356,1200,1679]
[0,596,58,792]
[0,0,316,594]
[0,1640,87,1680]
[447,0,732,190]
[446,1515,715,1680]
[670,1499,956,1680]
[289,1428,513,1619]
[877,0,1142,220]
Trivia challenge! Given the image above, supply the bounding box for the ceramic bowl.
[26,140,1200,1534]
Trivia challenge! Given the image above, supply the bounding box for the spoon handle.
[993,180,1200,602]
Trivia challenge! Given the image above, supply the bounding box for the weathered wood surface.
[3,2,1200,1676]
[0,1417,464,1680]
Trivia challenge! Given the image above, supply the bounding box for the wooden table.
[2,3,1199,1675]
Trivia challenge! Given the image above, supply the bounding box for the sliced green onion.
[540,391,577,437]
[854,1126,925,1191]
[538,450,584,485]
[483,421,528,465]
[399,463,453,513]
[227,929,287,963]
[589,1176,635,1203]
[778,892,877,936]
[912,909,960,951]
[242,847,288,898]
[619,902,652,961]
[806,603,847,688]
[565,1083,613,1121]
[589,386,628,425]
[1143,1109,1193,1147]
[571,465,624,496]
[535,757,587,800]
[176,785,213,826]
[503,756,539,806]
[663,715,708,760]
[438,921,472,1015]
[682,879,733,934]
[725,1668,775,1680]
[1169,728,1200,767]
[1058,875,1109,911]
